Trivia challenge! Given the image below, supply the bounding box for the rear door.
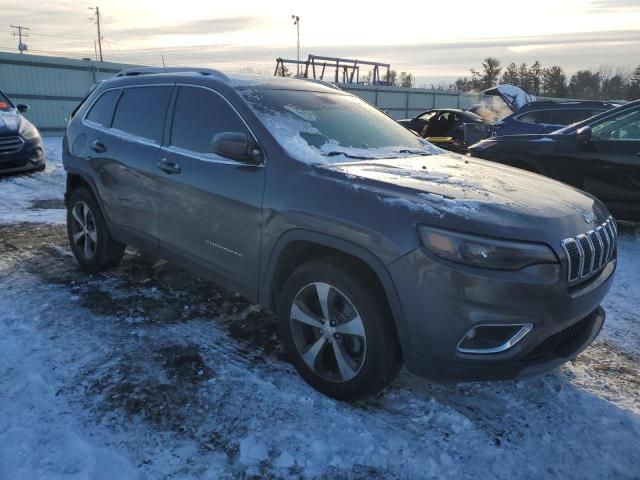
[156,85,265,294]
[102,85,173,240]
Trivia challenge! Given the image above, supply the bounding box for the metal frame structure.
[274,54,391,85]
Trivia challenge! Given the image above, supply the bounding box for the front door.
[580,108,640,213]
[156,85,265,294]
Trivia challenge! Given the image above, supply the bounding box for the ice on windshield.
[240,88,443,164]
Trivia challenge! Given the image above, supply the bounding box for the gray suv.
[63,68,617,400]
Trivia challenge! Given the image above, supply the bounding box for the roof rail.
[115,67,229,81]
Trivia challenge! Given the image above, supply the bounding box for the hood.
[483,84,536,112]
[0,111,22,136]
[317,152,607,241]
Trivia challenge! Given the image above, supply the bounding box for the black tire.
[278,258,402,400]
[67,187,125,272]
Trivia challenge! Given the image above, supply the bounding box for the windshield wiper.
[396,149,431,156]
[324,151,376,160]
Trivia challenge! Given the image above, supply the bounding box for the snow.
[487,84,536,111]
[240,89,442,165]
[0,137,66,225]
[0,138,639,479]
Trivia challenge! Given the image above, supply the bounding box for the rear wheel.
[278,258,402,400]
[67,187,125,272]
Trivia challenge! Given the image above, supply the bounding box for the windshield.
[239,88,442,163]
[0,91,13,111]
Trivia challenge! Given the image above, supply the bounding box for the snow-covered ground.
[0,138,638,479]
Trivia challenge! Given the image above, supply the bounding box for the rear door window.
[170,86,249,155]
[550,109,590,125]
[112,86,172,143]
[85,89,121,127]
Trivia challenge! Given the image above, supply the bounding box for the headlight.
[19,119,40,140]
[418,226,558,270]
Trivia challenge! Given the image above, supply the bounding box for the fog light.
[457,324,532,354]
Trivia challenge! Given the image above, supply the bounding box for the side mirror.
[576,126,592,143]
[212,131,262,163]
[17,104,30,113]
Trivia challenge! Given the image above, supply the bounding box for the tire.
[278,258,402,400]
[67,187,125,272]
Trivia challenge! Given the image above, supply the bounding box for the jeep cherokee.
[62,68,616,400]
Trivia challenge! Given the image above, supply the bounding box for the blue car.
[492,100,616,136]
[480,84,615,136]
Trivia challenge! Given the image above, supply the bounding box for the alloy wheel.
[70,201,98,259]
[290,282,367,382]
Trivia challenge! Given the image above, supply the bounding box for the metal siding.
[0,51,136,135]
[1,51,563,134]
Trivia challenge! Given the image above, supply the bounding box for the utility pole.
[89,6,103,62]
[291,15,300,77]
[10,25,29,54]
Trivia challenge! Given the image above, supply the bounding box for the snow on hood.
[483,84,536,112]
[318,153,601,229]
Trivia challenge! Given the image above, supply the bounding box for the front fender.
[259,228,412,356]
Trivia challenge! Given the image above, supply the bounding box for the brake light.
[0,102,8,109]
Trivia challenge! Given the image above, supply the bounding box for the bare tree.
[399,72,414,88]
[628,65,640,100]
[600,66,629,100]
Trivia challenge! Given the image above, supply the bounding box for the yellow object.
[425,137,453,143]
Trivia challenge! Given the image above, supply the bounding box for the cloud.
[587,0,640,12]
[112,17,261,39]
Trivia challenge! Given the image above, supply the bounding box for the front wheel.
[278,259,402,400]
[67,187,125,272]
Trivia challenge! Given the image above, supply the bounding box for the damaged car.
[398,108,485,153]
[63,69,616,399]
[0,89,45,174]
[484,84,615,136]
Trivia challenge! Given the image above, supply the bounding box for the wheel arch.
[65,169,116,232]
[261,229,410,355]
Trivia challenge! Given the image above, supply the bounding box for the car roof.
[108,67,343,94]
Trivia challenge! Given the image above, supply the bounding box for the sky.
[2,0,639,86]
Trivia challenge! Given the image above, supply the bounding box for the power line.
[9,24,29,54]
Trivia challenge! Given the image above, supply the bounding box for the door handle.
[156,158,181,174]
[90,140,107,153]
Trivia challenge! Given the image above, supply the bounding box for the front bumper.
[0,136,45,174]
[388,247,614,382]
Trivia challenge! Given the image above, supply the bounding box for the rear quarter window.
[112,86,172,143]
[85,89,121,127]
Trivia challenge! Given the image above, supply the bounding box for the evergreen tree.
[470,57,502,90]
[542,66,568,97]
[569,70,601,99]
[501,62,519,86]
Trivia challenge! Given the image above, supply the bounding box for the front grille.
[0,136,24,155]
[561,216,617,283]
